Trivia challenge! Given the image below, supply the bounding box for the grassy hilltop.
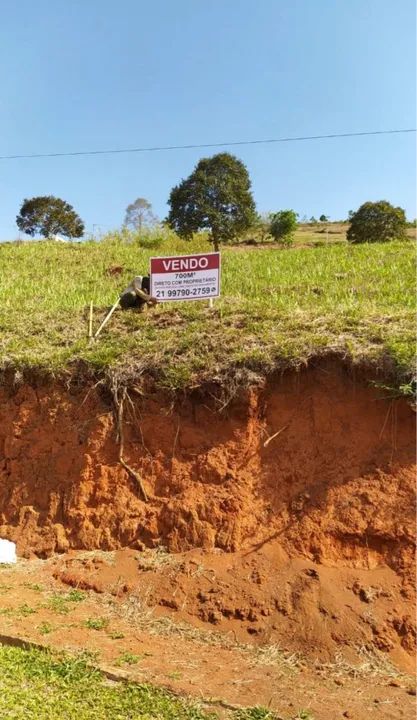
[0,228,415,391]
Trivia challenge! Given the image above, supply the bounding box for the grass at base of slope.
[0,234,414,391]
[0,645,213,720]
[0,645,305,720]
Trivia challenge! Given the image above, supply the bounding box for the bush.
[269,210,298,246]
[239,212,272,245]
[347,201,407,244]
[100,224,175,249]
[137,234,163,250]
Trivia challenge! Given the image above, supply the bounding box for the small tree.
[319,214,329,222]
[124,197,156,231]
[269,210,298,246]
[16,196,84,239]
[167,153,256,251]
[347,200,407,244]
[243,212,271,243]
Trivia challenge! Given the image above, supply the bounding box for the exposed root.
[111,382,148,502]
[263,424,289,447]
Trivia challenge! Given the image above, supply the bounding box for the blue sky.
[1,0,415,239]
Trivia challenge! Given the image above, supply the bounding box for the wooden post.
[88,300,93,340]
[94,298,120,339]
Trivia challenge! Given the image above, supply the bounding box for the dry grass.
[315,646,409,680]
[100,591,303,676]
[136,546,181,572]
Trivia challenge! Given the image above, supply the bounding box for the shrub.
[347,201,407,244]
[136,230,164,250]
[269,210,298,246]
[239,212,272,244]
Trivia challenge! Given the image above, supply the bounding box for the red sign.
[150,252,220,302]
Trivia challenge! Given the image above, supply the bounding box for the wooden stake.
[88,300,93,340]
[94,298,120,339]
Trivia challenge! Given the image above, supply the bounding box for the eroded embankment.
[0,362,415,574]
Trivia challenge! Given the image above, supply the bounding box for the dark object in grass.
[106,265,124,276]
[119,276,157,312]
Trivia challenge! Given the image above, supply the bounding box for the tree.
[243,212,271,243]
[167,153,256,251]
[124,197,156,231]
[319,214,329,222]
[269,210,298,246]
[16,196,84,239]
[347,200,407,244]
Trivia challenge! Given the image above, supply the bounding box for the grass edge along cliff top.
[0,229,415,394]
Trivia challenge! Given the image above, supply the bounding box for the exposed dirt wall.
[0,362,414,579]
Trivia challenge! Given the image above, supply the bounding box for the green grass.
[23,582,44,592]
[0,645,215,720]
[44,592,85,615]
[0,232,415,389]
[235,710,276,720]
[115,651,144,666]
[234,711,314,720]
[16,603,37,617]
[38,622,54,635]
[84,617,109,631]
[0,645,305,719]
[66,589,86,602]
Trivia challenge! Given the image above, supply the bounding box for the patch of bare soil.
[0,554,415,720]
[52,542,414,671]
[0,361,415,716]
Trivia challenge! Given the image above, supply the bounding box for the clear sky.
[1,0,415,239]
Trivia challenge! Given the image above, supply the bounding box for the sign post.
[150,252,220,303]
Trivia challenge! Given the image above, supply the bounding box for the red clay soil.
[53,542,415,672]
[0,555,415,720]
[0,362,415,670]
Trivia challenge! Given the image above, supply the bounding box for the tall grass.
[0,232,414,388]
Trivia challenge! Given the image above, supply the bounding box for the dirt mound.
[52,544,416,671]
